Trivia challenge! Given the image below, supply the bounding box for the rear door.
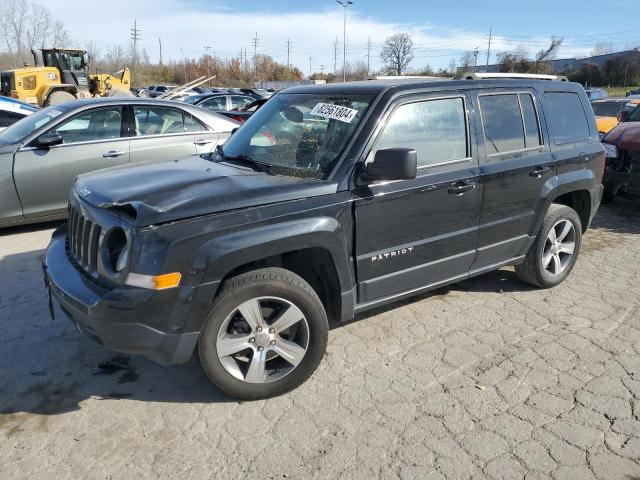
[353,92,483,306]
[13,106,128,218]
[129,105,207,163]
[470,89,554,272]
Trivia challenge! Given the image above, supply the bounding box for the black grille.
[68,205,101,275]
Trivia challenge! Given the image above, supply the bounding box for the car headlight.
[103,227,129,273]
[603,143,618,159]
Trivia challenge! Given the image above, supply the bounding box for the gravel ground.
[1,200,639,480]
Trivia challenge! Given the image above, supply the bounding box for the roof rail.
[455,72,568,82]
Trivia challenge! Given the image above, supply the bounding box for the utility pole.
[485,27,492,69]
[320,64,326,74]
[473,47,479,69]
[333,38,339,76]
[252,32,259,80]
[129,19,141,85]
[158,37,163,66]
[337,1,353,82]
[204,46,212,83]
[309,56,313,77]
[286,39,292,80]
[366,37,372,77]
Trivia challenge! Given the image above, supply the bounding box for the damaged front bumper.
[42,225,218,365]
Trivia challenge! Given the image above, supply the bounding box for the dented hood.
[74,156,338,227]
[602,122,640,151]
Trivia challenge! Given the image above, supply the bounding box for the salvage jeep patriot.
[44,74,604,400]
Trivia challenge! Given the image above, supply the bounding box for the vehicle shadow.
[0,246,234,420]
[0,219,65,238]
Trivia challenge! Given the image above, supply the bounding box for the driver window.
[371,97,469,167]
[48,107,122,144]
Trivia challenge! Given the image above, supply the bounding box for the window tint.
[544,92,590,144]
[520,94,541,148]
[0,110,25,127]
[49,107,122,143]
[373,97,468,167]
[184,112,206,132]
[479,94,525,154]
[230,95,253,109]
[134,107,186,136]
[199,96,228,111]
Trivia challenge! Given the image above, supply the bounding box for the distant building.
[464,49,640,74]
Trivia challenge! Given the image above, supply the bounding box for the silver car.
[0,98,239,227]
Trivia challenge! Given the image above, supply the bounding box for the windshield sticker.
[49,109,63,117]
[310,103,358,123]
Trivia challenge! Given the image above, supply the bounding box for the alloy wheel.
[215,296,310,384]
[542,219,576,276]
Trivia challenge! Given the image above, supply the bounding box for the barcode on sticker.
[310,103,358,123]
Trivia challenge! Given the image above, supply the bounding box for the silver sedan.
[0,97,239,227]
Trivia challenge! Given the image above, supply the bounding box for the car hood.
[602,122,640,151]
[75,156,338,227]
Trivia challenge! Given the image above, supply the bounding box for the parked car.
[590,98,640,138]
[584,88,608,100]
[146,85,178,98]
[44,75,603,400]
[0,96,38,131]
[601,104,640,199]
[185,93,255,112]
[0,97,239,227]
[218,98,268,123]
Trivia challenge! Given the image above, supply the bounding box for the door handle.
[448,181,476,195]
[102,150,125,158]
[194,139,213,146]
[529,166,552,177]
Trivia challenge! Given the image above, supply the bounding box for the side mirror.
[364,148,417,182]
[618,111,630,122]
[34,132,64,148]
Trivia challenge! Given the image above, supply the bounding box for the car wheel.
[44,91,75,106]
[199,267,328,400]
[515,204,582,289]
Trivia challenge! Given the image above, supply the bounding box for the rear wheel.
[44,90,75,106]
[198,268,328,400]
[516,204,582,288]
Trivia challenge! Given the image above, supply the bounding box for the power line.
[252,32,259,80]
[130,19,141,85]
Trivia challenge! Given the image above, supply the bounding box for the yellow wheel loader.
[0,48,132,107]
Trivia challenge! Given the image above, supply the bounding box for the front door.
[354,93,483,307]
[14,106,128,218]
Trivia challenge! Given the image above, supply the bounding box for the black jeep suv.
[44,75,604,400]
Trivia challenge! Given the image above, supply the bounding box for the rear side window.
[134,107,186,136]
[479,93,541,155]
[373,97,468,168]
[0,110,25,127]
[544,92,591,144]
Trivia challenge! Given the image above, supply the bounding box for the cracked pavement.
[1,200,640,480]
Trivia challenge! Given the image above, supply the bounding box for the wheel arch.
[189,217,356,323]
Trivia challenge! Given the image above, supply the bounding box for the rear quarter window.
[544,92,591,144]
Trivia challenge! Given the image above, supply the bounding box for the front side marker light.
[126,272,182,290]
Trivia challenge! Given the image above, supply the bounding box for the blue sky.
[41,0,640,74]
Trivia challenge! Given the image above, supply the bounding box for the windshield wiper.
[216,148,275,175]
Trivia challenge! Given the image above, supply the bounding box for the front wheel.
[199,268,328,400]
[516,204,582,288]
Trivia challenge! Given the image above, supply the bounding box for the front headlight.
[603,143,618,159]
[103,227,129,273]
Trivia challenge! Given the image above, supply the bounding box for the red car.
[601,105,640,199]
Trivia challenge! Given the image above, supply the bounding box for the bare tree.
[0,1,71,67]
[592,42,614,56]
[380,33,414,75]
[459,51,477,70]
[534,36,563,73]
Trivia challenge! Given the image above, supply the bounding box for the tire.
[44,90,75,106]
[515,204,582,289]
[199,267,329,400]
